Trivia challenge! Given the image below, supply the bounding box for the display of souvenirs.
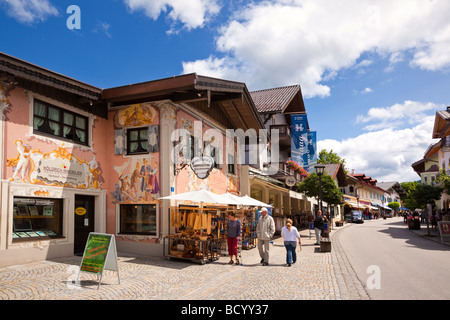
[165,206,257,263]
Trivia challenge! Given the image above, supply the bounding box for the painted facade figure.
[8,139,31,182]
[131,161,143,198]
[111,157,160,203]
[7,140,101,189]
[140,158,159,200]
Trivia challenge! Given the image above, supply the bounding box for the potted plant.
[335,220,344,227]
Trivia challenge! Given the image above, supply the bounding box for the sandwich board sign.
[438,221,450,242]
[77,232,120,289]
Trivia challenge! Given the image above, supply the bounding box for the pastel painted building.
[0,52,263,267]
[0,52,108,266]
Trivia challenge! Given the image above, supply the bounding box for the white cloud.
[320,101,443,182]
[123,0,220,31]
[182,0,450,96]
[2,0,58,24]
[318,121,434,182]
[355,59,373,69]
[357,101,442,131]
[361,87,373,95]
[93,21,112,38]
[384,52,404,72]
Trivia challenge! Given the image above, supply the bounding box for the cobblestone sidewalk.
[0,225,369,300]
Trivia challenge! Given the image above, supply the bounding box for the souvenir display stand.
[238,209,257,250]
[164,206,258,264]
[164,206,225,264]
[161,191,271,264]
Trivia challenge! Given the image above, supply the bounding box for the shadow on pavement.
[377,219,450,252]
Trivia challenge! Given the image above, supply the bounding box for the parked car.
[351,210,364,224]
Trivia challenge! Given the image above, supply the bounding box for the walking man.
[314,210,324,245]
[256,207,275,266]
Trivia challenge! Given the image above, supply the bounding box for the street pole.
[318,174,323,212]
[315,165,325,215]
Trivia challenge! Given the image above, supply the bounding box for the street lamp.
[315,165,325,214]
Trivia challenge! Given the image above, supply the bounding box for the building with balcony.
[322,163,347,221]
[241,85,316,231]
[412,106,450,212]
[342,172,389,219]
[377,181,406,209]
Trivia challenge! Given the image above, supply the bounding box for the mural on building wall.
[111,103,160,203]
[174,114,240,195]
[0,84,10,105]
[114,104,157,127]
[111,157,159,203]
[6,139,102,189]
[227,174,239,194]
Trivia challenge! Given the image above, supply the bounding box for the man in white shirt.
[256,207,275,266]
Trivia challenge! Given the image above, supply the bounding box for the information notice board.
[77,232,120,289]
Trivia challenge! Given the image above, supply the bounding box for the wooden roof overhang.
[0,52,107,118]
[102,73,264,132]
[432,110,450,139]
[251,84,308,127]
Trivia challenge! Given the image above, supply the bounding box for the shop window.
[12,197,63,241]
[119,204,157,235]
[33,99,88,145]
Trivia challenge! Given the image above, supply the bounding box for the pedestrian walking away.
[226,212,241,265]
[256,207,275,266]
[281,219,301,267]
[314,210,324,245]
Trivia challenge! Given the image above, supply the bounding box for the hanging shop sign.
[190,156,214,179]
[285,176,296,187]
[77,233,120,289]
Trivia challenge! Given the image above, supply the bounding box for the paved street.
[0,224,369,301]
[337,217,450,300]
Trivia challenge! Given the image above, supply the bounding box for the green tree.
[410,183,443,235]
[297,172,343,212]
[410,184,443,209]
[317,149,347,172]
[436,169,450,195]
[388,202,401,211]
[400,181,420,209]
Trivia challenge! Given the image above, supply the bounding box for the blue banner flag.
[291,114,308,168]
[307,131,317,172]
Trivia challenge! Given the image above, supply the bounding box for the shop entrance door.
[74,195,95,255]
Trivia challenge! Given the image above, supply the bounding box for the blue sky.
[1,0,450,183]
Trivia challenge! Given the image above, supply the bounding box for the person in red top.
[226,212,241,265]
